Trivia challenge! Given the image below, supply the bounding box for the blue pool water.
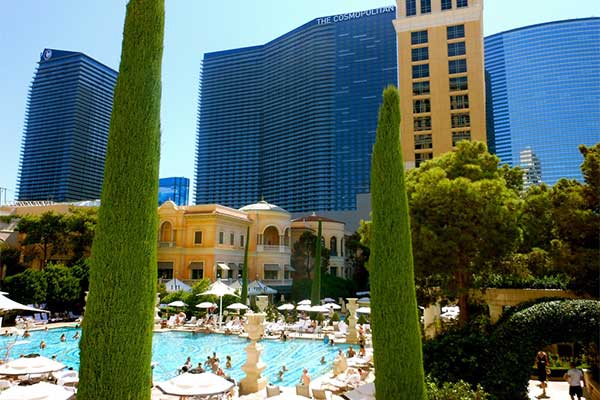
[0,328,349,387]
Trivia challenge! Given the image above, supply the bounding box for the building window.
[157,261,173,280]
[240,235,244,247]
[457,0,468,7]
[194,231,203,245]
[330,237,337,256]
[264,265,279,280]
[230,233,234,245]
[414,116,432,131]
[452,131,471,146]
[411,47,429,62]
[330,266,338,277]
[219,231,224,244]
[414,134,433,150]
[412,64,429,79]
[449,76,468,91]
[441,0,452,10]
[411,30,428,45]
[413,99,431,114]
[406,0,417,16]
[415,152,433,168]
[420,0,431,14]
[190,262,204,279]
[450,94,469,110]
[448,59,467,74]
[413,81,430,95]
[448,42,466,57]
[447,25,465,40]
[451,113,470,128]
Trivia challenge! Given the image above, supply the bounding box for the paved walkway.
[529,379,587,399]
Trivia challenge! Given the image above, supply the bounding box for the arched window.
[263,226,280,246]
[159,221,172,243]
[330,237,337,256]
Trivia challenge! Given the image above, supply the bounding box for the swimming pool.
[0,328,349,387]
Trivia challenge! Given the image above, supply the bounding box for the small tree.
[311,221,322,304]
[370,86,427,399]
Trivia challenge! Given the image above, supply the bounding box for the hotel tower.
[394,0,486,168]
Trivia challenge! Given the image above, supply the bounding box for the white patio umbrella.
[0,356,65,376]
[167,300,187,308]
[277,303,295,311]
[343,381,375,400]
[0,381,74,400]
[196,302,217,309]
[298,299,311,305]
[157,372,234,398]
[247,280,277,295]
[296,304,312,312]
[309,305,330,313]
[322,297,336,303]
[0,293,49,313]
[356,307,371,314]
[324,303,341,310]
[199,280,238,328]
[226,303,249,310]
[357,297,370,304]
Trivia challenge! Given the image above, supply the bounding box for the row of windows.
[412,77,468,96]
[449,59,467,74]
[411,25,464,45]
[415,152,433,167]
[409,0,467,15]
[193,231,245,247]
[413,98,431,113]
[412,64,430,79]
[413,95,468,114]
[448,42,466,57]
[414,116,432,131]
[413,130,472,151]
[412,47,429,62]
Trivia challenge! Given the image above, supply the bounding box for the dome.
[239,200,289,214]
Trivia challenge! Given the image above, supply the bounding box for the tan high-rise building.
[394,0,486,168]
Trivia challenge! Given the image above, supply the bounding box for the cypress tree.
[370,86,426,399]
[310,220,322,304]
[78,1,164,399]
[241,225,249,304]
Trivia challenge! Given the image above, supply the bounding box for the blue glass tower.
[158,177,189,206]
[17,49,117,202]
[485,19,600,184]
[195,7,397,212]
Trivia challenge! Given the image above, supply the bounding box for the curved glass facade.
[485,18,600,184]
[195,7,397,212]
[17,49,117,201]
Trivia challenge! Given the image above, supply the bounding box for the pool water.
[0,328,349,387]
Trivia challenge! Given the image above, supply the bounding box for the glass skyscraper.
[17,49,117,202]
[485,18,600,184]
[195,6,397,212]
[158,177,189,206]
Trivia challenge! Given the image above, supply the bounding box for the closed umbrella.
[157,372,233,398]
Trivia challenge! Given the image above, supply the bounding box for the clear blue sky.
[0,0,598,203]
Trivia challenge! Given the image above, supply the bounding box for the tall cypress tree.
[78,1,164,399]
[310,220,322,304]
[370,86,426,399]
[241,225,250,304]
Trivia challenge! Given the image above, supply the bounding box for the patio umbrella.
[0,381,74,400]
[0,293,49,313]
[309,305,330,313]
[357,297,370,304]
[157,372,234,398]
[247,280,277,295]
[356,307,371,314]
[322,297,336,303]
[0,356,65,376]
[277,304,295,311]
[298,299,311,305]
[167,300,187,308]
[296,304,312,312]
[196,302,218,309]
[226,303,249,310]
[324,303,341,310]
[200,280,238,328]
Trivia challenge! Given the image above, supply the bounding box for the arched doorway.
[159,221,173,243]
[263,226,279,246]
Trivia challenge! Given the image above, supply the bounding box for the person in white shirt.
[564,362,585,400]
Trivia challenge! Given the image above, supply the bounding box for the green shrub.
[331,312,340,322]
[426,376,489,400]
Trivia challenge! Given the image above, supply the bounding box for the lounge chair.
[183,317,197,328]
[33,313,47,325]
[296,384,311,398]
[312,388,331,400]
[266,385,281,397]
